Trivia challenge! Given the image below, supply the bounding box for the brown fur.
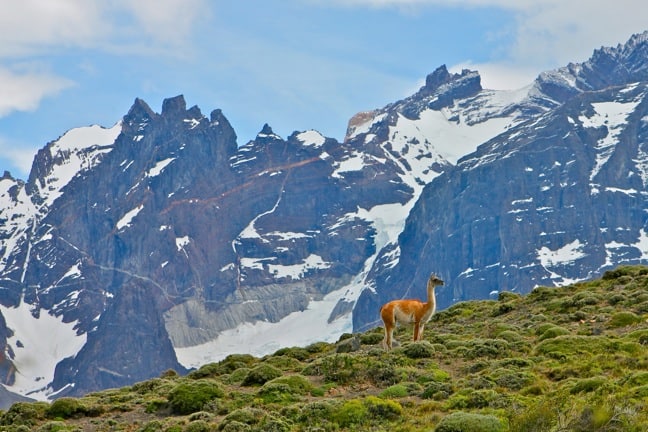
[380,274,444,350]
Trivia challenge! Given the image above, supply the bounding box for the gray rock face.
[354,31,648,332]
[0,83,446,399]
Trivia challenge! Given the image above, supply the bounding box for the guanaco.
[380,274,444,350]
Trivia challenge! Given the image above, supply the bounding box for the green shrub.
[360,332,384,345]
[267,375,312,395]
[38,421,80,432]
[380,384,409,398]
[298,400,337,423]
[258,383,298,403]
[497,330,524,343]
[333,399,368,427]
[183,420,212,432]
[509,400,557,432]
[624,371,648,387]
[608,311,642,328]
[219,420,251,432]
[435,411,506,432]
[263,355,303,371]
[306,354,364,385]
[403,341,435,358]
[447,389,499,409]
[258,415,291,432]
[366,360,398,387]
[305,341,331,354]
[489,368,536,390]
[538,326,570,341]
[364,395,402,421]
[465,338,510,359]
[421,381,454,400]
[209,354,258,376]
[528,286,560,301]
[569,376,608,394]
[241,364,282,386]
[222,367,250,385]
[0,402,48,426]
[221,407,265,428]
[167,380,224,415]
[137,420,164,432]
[46,398,86,419]
[535,335,607,358]
[498,291,522,302]
[272,347,310,361]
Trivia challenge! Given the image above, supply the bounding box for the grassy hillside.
[1,265,646,432]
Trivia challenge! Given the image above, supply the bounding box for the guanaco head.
[428,274,444,287]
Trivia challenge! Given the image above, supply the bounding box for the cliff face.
[355,33,648,331]
[0,86,451,399]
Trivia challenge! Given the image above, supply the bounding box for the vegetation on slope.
[0,265,646,431]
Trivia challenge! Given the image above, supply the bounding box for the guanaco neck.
[425,280,437,314]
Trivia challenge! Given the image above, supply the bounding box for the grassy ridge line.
[0,265,646,431]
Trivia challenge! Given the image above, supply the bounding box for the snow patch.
[0,300,86,400]
[176,236,191,251]
[116,205,144,230]
[146,158,175,177]
[174,287,352,368]
[38,122,122,209]
[296,130,325,147]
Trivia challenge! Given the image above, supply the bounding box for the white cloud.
[0,136,37,176]
[115,0,210,45]
[0,1,108,57]
[449,61,538,90]
[0,1,208,118]
[0,67,73,116]
[0,0,208,57]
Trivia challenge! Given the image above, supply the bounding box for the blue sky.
[1,0,647,179]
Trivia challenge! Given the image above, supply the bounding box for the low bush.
[221,407,265,427]
[360,332,384,345]
[569,376,608,394]
[447,389,499,409]
[272,347,310,361]
[538,325,570,341]
[167,380,224,415]
[46,398,87,419]
[241,364,282,386]
[421,381,454,400]
[435,411,506,432]
[608,311,642,328]
[402,341,435,358]
[489,368,536,390]
[183,420,212,432]
[266,375,312,395]
[364,395,402,421]
[333,399,368,428]
[258,382,297,403]
[379,383,410,398]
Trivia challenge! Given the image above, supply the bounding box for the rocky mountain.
[354,31,648,331]
[1,30,648,405]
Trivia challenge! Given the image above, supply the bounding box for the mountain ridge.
[1,31,648,405]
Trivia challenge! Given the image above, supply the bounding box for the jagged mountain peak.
[420,65,482,98]
[255,123,282,141]
[533,31,648,106]
[161,95,188,117]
